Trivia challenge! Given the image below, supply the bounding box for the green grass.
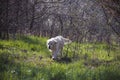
[0,35,120,80]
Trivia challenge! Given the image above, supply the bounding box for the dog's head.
[47,39,57,52]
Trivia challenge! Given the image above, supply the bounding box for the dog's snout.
[48,46,51,49]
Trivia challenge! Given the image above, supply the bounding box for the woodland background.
[0,0,120,43]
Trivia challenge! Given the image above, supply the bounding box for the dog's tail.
[63,38,72,45]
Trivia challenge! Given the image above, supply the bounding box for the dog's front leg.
[52,51,57,60]
[52,43,60,60]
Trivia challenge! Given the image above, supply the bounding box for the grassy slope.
[0,35,120,80]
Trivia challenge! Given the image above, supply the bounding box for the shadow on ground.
[54,56,72,63]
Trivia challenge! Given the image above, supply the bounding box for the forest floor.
[0,35,120,80]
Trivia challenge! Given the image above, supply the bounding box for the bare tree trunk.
[4,0,9,39]
[29,0,37,30]
[58,15,63,35]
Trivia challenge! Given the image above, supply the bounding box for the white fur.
[47,36,71,60]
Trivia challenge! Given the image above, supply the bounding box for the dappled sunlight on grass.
[0,35,120,80]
